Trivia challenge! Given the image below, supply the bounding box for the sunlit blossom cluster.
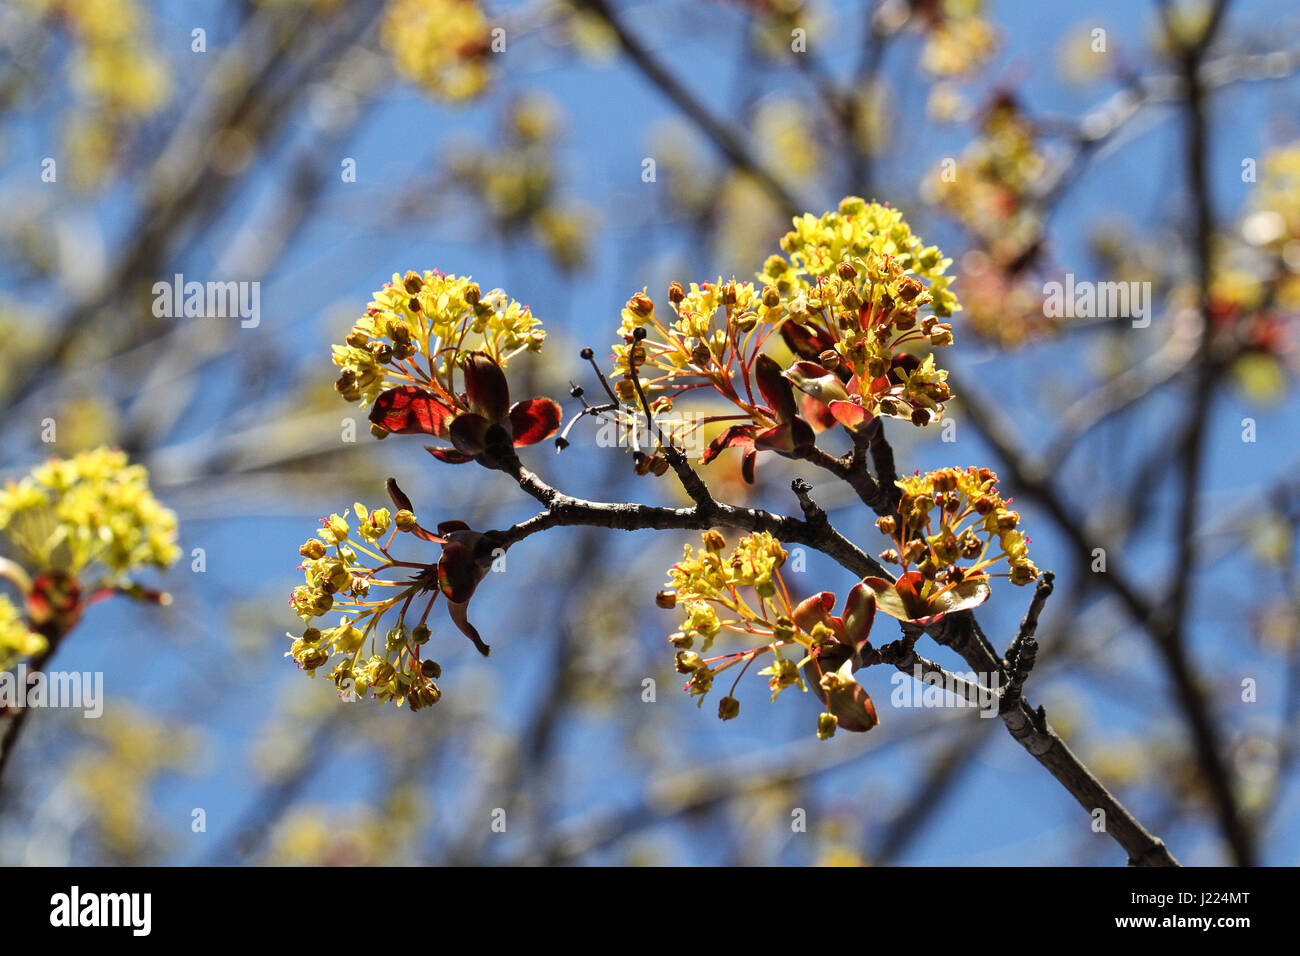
[660,531,879,739]
[332,270,545,412]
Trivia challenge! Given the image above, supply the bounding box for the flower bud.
[628,292,654,317]
[300,539,327,559]
[702,530,726,552]
[1009,563,1038,586]
[298,645,329,670]
[403,271,424,294]
[656,589,677,609]
[717,696,740,721]
[668,281,685,304]
[394,509,417,532]
[761,285,780,308]
[817,712,838,740]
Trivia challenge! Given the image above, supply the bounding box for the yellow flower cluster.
[603,279,794,467]
[919,0,1000,78]
[0,447,180,580]
[288,504,442,711]
[878,467,1037,587]
[381,0,494,101]
[662,531,880,738]
[266,789,423,865]
[664,531,803,708]
[754,199,959,426]
[16,0,171,188]
[956,250,1059,348]
[1252,142,1300,249]
[0,594,46,670]
[611,279,780,392]
[789,256,954,425]
[332,270,545,408]
[73,703,198,860]
[445,94,595,272]
[761,197,960,318]
[923,97,1045,260]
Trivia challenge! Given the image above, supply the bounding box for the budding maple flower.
[817,712,838,740]
[656,589,677,609]
[676,650,702,674]
[394,509,417,532]
[718,696,741,721]
[628,292,654,317]
[702,530,727,552]
[1009,564,1038,585]
[300,539,327,560]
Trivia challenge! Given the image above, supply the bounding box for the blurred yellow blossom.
[381,0,494,101]
[0,446,180,580]
[0,595,46,670]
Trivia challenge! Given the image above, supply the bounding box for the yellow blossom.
[0,446,180,580]
[0,595,46,670]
